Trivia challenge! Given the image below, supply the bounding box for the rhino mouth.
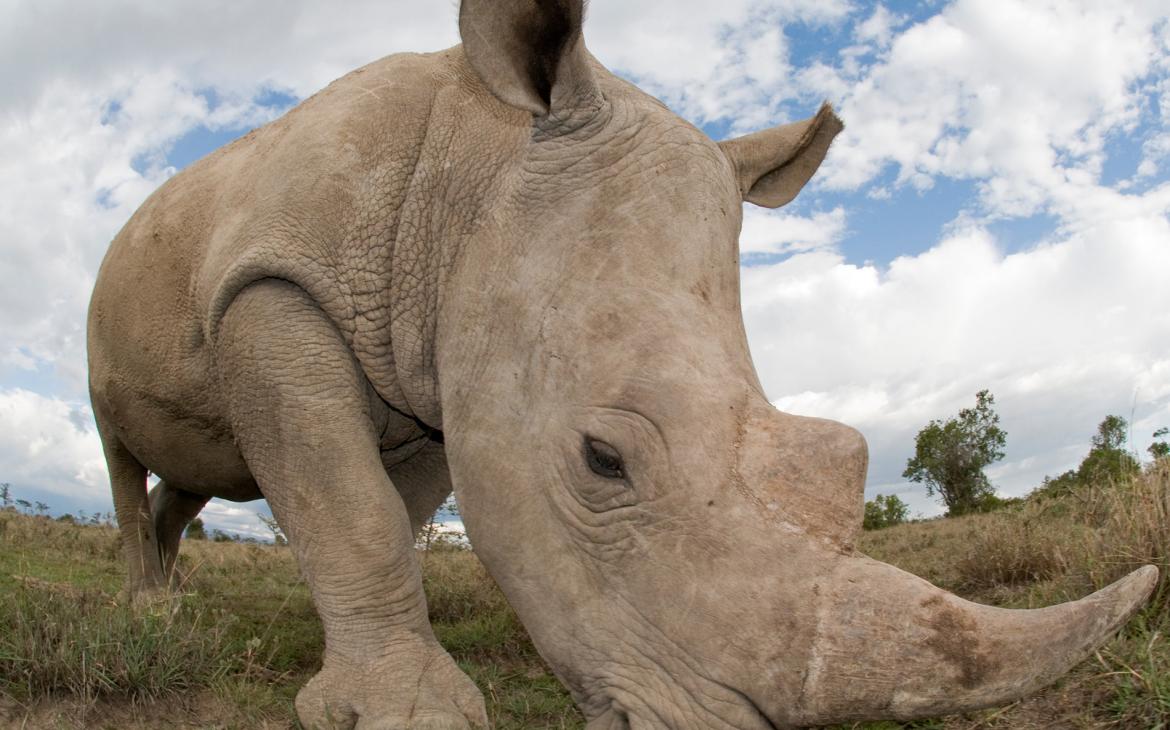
[584,681,780,730]
[726,686,782,730]
[585,706,629,730]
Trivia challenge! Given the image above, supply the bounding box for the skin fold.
[87,1,1157,728]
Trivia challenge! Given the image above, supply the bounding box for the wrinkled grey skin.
[87,2,1156,728]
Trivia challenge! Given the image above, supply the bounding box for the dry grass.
[851,462,1170,729]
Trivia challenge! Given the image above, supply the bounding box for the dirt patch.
[920,594,1003,689]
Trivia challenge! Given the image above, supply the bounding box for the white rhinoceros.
[87,1,1156,728]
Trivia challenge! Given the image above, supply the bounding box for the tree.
[1150,427,1169,461]
[1034,415,1143,500]
[0,483,11,510]
[903,390,1007,517]
[185,517,207,540]
[863,494,910,530]
[1077,415,1139,485]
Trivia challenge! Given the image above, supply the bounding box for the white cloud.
[587,0,854,129]
[0,69,296,393]
[818,0,1169,216]
[740,206,847,255]
[0,389,106,501]
[0,1,460,111]
[853,4,903,50]
[200,501,273,542]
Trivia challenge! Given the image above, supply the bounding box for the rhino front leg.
[216,279,487,730]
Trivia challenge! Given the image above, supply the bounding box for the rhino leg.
[94,424,167,596]
[387,441,455,538]
[148,481,209,586]
[216,279,487,730]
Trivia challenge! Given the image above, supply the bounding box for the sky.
[1,0,1168,539]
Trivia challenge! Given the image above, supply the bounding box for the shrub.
[862,494,910,530]
[185,517,206,540]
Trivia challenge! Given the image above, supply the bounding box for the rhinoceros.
[87,1,1156,728]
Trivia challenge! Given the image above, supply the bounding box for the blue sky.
[1,0,1168,537]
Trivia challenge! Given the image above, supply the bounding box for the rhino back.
[87,48,467,485]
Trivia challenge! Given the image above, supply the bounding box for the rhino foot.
[295,647,488,730]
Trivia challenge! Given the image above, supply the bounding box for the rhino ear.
[718,102,843,208]
[459,0,599,116]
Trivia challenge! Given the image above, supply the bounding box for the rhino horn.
[789,558,1157,725]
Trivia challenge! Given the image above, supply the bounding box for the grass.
[1,462,1168,728]
[0,512,579,729]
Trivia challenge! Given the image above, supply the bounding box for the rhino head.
[426,2,1158,728]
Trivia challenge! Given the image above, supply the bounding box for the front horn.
[791,556,1157,725]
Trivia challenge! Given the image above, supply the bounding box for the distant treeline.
[863,393,1169,531]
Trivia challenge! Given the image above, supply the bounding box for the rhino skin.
[87,1,1156,728]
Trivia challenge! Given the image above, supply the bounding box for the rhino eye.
[584,438,625,480]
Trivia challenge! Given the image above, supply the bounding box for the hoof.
[295,649,488,730]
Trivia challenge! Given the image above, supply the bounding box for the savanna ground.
[2,464,1169,729]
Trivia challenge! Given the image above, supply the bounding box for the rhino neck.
[354,46,616,431]
[345,48,539,430]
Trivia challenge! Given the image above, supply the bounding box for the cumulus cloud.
[0,1,459,110]
[201,501,274,542]
[740,206,847,255]
[817,0,1169,211]
[587,0,854,129]
[0,72,279,393]
[0,389,106,502]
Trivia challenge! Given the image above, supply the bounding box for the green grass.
[2,462,1169,728]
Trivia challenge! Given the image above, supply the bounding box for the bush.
[973,491,1023,513]
[185,517,206,540]
[862,494,910,530]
